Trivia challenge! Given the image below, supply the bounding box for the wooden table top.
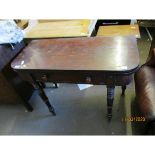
[97,24,140,38]
[25,20,91,38]
[11,36,139,72]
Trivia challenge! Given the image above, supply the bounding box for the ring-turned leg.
[107,86,115,120]
[30,74,56,115]
[37,82,56,115]
[121,86,126,95]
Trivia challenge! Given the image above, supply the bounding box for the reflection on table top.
[97,24,140,38]
[11,36,139,72]
[24,20,95,39]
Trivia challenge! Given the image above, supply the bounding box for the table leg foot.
[43,100,56,115]
[121,86,126,95]
[23,102,33,112]
[38,85,56,115]
[107,86,115,119]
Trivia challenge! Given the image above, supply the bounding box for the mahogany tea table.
[11,36,139,120]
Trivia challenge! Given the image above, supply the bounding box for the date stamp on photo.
[121,116,146,122]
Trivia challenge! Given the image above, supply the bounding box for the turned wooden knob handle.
[41,75,47,81]
[86,76,91,83]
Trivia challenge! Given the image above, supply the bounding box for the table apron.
[19,71,133,86]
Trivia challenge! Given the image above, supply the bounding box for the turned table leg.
[30,74,56,115]
[107,86,115,120]
[121,85,126,95]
